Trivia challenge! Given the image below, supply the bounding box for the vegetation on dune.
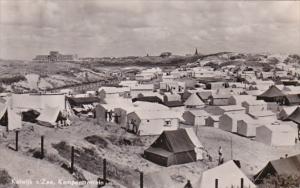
[260,174,300,188]
[0,75,26,85]
[0,169,18,188]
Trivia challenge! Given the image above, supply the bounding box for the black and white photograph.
[0,0,300,187]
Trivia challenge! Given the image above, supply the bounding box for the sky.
[0,0,299,60]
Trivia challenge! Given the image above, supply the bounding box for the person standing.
[184,180,193,188]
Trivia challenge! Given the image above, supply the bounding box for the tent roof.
[196,160,256,188]
[184,128,203,148]
[258,85,285,98]
[68,97,101,106]
[218,105,245,111]
[270,154,300,176]
[287,107,300,124]
[184,93,204,106]
[36,106,61,124]
[152,129,195,153]
[255,154,300,183]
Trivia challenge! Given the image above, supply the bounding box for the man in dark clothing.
[184,180,193,188]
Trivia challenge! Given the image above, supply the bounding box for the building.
[205,115,220,128]
[127,110,179,136]
[144,129,196,166]
[255,124,297,146]
[219,113,252,133]
[33,51,78,62]
[182,110,209,126]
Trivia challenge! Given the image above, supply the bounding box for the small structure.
[241,100,268,114]
[36,106,67,127]
[205,115,220,128]
[195,160,256,188]
[219,113,252,133]
[255,124,297,146]
[184,93,205,109]
[127,110,179,136]
[237,120,261,137]
[144,129,196,166]
[208,94,231,106]
[254,154,300,184]
[182,110,209,126]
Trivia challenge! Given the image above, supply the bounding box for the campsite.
[1,1,300,187]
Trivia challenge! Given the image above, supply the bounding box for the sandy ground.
[1,118,300,188]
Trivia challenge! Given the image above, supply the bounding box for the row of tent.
[143,129,300,187]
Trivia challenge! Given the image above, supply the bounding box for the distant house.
[256,124,297,146]
[254,154,300,184]
[237,119,261,137]
[182,110,209,126]
[241,100,268,114]
[184,93,205,109]
[98,86,130,99]
[144,129,196,166]
[205,105,245,116]
[127,110,179,136]
[208,94,231,106]
[205,115,220,128]
[130,84,154,98]
[219,113,252,133]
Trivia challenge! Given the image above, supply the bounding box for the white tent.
[184,128,204,160]
[0,100,22,131]
[196,160,256,188]
[36,106,62,125]
[184,93,204,108]
[7,108,22,131]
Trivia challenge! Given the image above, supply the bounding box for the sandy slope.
[0,147,75,188]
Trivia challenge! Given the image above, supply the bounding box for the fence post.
[140,171,143,188]
[71,146,74,173]
[41,136,44,159]
[241,178,244,188]
[215,179,218,188]
[103,158,106,184]
[15,130,19,151]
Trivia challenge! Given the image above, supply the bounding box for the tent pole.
[15,130,19,151]
[230,136,233,160]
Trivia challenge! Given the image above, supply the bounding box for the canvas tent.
[184,93,205,109]
[36,106,64,126]
[144,129,196,166]
[277,106,298,120]
[182,110,209,126]
[11,93,66,111]
[254,154,300,184]
[0,101,22,131]
[255,124,297,146]
[257,85,285,103]
[184,128,204,160]
[195,160,256,188]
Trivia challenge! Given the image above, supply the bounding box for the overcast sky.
[0,0,299,60]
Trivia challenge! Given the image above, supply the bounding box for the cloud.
[0,0,299,59]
